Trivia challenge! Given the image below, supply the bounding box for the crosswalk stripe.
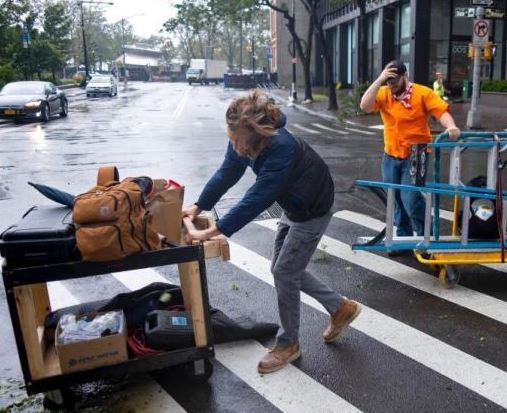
[111,267,361,412]
[230,238,507,409]
[47,280,187,412]
[344,127,376,136]
[266,212,507,326]
[311,123,349,135]
[368,125,384,130]
[216,340,361,413]
[331,210,507,324]
[292,123,321,134]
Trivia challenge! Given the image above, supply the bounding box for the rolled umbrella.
[27,182,75,207]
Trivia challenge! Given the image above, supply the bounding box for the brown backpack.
[73,170,161,262]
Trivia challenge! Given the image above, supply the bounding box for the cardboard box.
[146,179,184,245]
[55,311,128,374]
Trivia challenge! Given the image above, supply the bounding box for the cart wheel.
[438,265,461,288]
[43,387,75,411]
[182,358,213,383]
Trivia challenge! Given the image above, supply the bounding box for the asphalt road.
[0,82,506,412]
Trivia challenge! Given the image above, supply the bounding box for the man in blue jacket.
[183,90,361,374]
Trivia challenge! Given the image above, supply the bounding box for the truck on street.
[186,59,227,85]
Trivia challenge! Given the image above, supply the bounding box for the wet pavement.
[0,82,506,412]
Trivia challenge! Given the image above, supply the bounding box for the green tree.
[30,37,64,80]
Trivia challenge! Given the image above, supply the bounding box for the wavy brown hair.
[225,90,282,154]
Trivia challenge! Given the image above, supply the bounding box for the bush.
[0,64,19,89]
[481,80,507,93]
[336,82,369,121]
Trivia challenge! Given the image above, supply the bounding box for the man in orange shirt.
[360,61,460,248]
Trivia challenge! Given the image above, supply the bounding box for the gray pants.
[271,211,344,346]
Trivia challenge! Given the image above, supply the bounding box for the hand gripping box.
[55,311,128,374]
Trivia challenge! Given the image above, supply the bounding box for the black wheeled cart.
[2,215,229,409]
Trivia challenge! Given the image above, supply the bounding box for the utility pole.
[121,18,127,89]
[118,13,144,90]
[251,38,255,75]
[289,0,297,102]
[77,1,114,82]
[467,6,485,129]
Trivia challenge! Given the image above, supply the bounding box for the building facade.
[270,1,314,89]
[273,0,507,95]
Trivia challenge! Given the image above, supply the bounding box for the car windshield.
[188,69,200,74]
[91,77,111,83]
[0,83,45,95]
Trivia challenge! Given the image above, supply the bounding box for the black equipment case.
[0,205,77,266]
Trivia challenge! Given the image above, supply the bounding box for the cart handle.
[435,131,507,143]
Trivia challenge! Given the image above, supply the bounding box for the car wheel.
[41,103,49,122]
[59,99,68,117]
[86,93,90,97]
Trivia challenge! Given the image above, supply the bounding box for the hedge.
[481,80,507,93]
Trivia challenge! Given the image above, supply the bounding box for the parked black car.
[0,81,68,122]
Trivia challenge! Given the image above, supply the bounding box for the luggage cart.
[1,215,229,409]
[352,131,507,288]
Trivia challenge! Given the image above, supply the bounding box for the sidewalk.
[269,87,507,133]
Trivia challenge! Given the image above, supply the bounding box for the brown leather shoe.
[257,344,301,374]
[323,299,362,343]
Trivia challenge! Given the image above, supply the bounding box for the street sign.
[472,0,494,6]
[485,8,505,18]
[455,7,476,17]
[473,18,490,47]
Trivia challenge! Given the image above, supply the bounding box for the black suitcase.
[0,205,78,266]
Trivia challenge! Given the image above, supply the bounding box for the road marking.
[46,280,187,412]
[230,238,507,409]
[330,210,507,324]
[216,340,361,413]
[344,120,360,126]
[171,88,192,119]
[311,123,349,135]
[368,124,384,130]
[292,123,321,134]
[110,267,361,412]
[344,127,376,136]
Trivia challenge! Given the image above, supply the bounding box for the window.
[367,13,380,80]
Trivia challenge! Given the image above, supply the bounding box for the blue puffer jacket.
[196,115,334,237]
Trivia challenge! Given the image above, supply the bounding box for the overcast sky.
[105,0,176,38]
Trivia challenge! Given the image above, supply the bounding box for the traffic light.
[468,43,476,59]
[484,42,493,60]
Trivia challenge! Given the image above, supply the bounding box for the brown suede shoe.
[323,299,362,343]
[257,344,301,374]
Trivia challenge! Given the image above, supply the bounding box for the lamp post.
[77,1,114,81]
[289,0,297,102]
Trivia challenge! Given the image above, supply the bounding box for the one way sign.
[472,0,495,6]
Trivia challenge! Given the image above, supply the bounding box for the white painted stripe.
[172,88,191,119]
[311,123,349,135]
[344,127,376,136]
[216,340,361,413]
[230,238,507,409]
[292,123,321,134]
[110,267,362,412]
[48,281,79,310]
[344,120,360,126]
[368,124,384,130]
[331,210,507,324]
[46,280,187,411]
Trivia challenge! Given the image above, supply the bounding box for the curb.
[272,94,338,121]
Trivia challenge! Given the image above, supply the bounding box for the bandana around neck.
[392,82,413,109]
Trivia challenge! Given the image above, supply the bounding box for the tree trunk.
[316,23,337,110]
[357,1,368,83]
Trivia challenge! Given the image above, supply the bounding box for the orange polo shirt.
[373,83,449,159]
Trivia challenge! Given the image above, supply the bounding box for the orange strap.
[97,166,119,186]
